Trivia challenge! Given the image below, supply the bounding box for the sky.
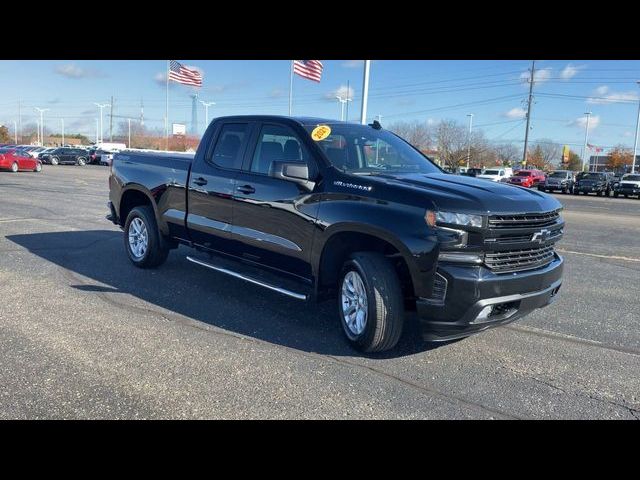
[1,59,639,154]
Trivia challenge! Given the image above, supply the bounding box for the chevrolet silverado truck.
[107,116,564,352]
[613,173,640,198]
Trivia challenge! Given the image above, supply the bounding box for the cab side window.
[209,123,248,170]
[249,124,312,175]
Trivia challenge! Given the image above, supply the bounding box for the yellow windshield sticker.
[311,125,331,141]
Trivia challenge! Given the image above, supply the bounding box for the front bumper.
[576,184,604,193]
[416,254,563,341]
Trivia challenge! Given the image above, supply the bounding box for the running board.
[186,255,308,301]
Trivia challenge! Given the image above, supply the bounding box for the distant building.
[589,155,639,173]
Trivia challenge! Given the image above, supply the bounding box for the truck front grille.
[484,245,556,273]
[488,210,560,229]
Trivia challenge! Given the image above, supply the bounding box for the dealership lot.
[0,166,639,419]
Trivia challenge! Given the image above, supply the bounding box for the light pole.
[360,60,371,124]
[581,111,592,172]
[94,102,111,144]
[199,100,216,132]
[34,108,49,146]
[335,95,350,121]
[61,118,65,146]
[128,118,132,148]
[13,120,17,144]
[466,113,474,169]
[95,118,99,144]
[631,81,640,174]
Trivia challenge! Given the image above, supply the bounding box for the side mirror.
[270,161,315,190]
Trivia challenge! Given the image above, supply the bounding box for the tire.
[561,187,567,194]
[338,252,404,353]
[573,190,579,195]
[50,157,59,165]
[597,191,602,196]
[34,162,42,173]
[123,206,170,268]
[10,162,18,173]
[614,192,619,198]
[77,157,86,166]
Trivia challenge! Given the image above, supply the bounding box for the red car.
[508,169,546,188]
[0,148,42,173]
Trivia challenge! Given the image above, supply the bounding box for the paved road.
[1,166,638,419]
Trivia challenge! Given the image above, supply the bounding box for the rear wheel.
[50,157,59,165]
[123,206,170,268]
[10,162,18,173]
[614,192,619,198]
[34,162,42,172]
[338,252,404,353]
[77,157,86,166]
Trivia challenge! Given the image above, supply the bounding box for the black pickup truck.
[108,116,564,352]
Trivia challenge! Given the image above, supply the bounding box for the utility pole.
[17,99,21,144]
[631,81,640,174]
[466,113,474,169]
[581,112,592,172]
[13,120,17,143]
[522,60,536,166]
[128,118,132,148]
[95,118,99,144]
[61,118,65,145]
[360,61,371,124]
[199,100,216,133]
[109,96,114,142]
[34,108,49,146]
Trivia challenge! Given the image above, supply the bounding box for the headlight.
[436,211,483,228]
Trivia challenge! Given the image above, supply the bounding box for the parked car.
[509,169,546,188]
[0,147,42,172]
[477,167,512,182]
[573,172,612,196]
[539,170,575,194]
[461,167,484,177]
[107,115,564,353]
[613,173,640,198]
[40,147,89,166]
[88,148,116,166]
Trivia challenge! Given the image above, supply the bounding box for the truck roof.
[211,115,357,127]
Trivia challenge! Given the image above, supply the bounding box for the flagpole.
[360,60,371,124]
[289,60,294,116]
[165,60,169,151]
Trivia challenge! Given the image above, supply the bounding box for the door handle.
[237,184,256,194]
[193,177,208,186]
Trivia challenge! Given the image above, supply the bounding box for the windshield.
[623,175,640,181]
[550,172,568,178]
[515,171,531,177]
[584,173,604,180]
[304,123,441,175]
[483,169,501,175]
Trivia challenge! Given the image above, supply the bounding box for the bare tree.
[387,120,433,150]
[493,143,520,166]
[531,139,561,168]
[433,119,469,169]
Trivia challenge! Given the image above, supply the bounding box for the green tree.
[566,150,583,171]
[0,125,10,143]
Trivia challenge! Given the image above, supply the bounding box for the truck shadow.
[7,230,448,359]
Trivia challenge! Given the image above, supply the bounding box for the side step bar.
[186,255,308,301]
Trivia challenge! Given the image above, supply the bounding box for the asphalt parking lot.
[1,165,639,419]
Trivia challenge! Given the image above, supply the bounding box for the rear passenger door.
[231,122,321,280]
[186,122,253,252]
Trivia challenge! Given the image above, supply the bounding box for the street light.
[61,118,65,146]
[34,108,49,146]
[199,100,216,131]
[335,94,352,121]
[94,102,111,144]
[631,81,640,174]
[466,113,474,169]
[13,120,17,144]
[581,111,592,172]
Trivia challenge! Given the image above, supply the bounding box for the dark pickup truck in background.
[108,115,564,352]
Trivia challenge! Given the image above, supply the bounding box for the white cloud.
[559,63,585,80]
[520,67,552,84]
[503,107,527,119]
[325,84,355,101]
[342,60,364,68]
[54,63,105,79]
[570,115,600,130]
[427,118,436,126]
[269,88,286,98]
[588,86,639,104]
[623,131,633,138]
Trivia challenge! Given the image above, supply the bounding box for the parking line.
[556,248,640,263]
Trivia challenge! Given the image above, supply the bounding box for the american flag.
[293,60,323,82]
[588,143,603,153]
[168,60,202,87]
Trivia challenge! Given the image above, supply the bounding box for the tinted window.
[209,123,247,170]
[250,124,310,175]
[515,171,531,176]
[623,175,640,181]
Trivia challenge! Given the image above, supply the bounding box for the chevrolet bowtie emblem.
[531,229,551,243]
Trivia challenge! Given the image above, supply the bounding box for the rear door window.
[248,124,313,175]
[208,123,248,170]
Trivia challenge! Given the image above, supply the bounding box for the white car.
[614,173,640,198]
[477,168,512,182]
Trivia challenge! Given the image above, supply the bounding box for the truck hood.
[363,172,561,214]
[620,181,640,187]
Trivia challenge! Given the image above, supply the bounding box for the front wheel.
[77,157,86,166]
[50,157,59,165]
[10,162,18,173]
[123,206,170,268]
[34,162,42,172]
[614,192,619,198]
[338,252,404,353]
